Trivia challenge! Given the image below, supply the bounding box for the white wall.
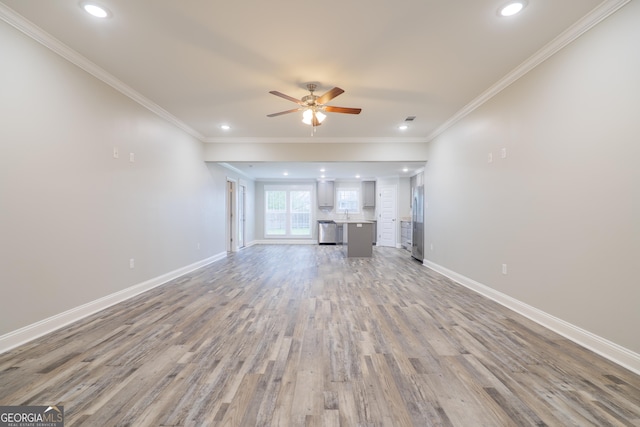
[0,19,225,336]
[424,1,640,354]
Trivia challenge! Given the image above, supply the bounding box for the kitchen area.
[315,175,424,259]
[316,173,424,261]
[251,166,424,260]
[317,179,377,256]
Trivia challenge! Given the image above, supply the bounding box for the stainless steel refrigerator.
[412,185,424,261]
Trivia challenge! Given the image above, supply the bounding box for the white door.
[377,185,397,247]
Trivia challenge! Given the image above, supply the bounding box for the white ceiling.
[0,0,606,178]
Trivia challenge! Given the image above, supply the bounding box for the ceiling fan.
[267,83,361,130]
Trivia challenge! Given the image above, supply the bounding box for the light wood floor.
[1,245,638,426]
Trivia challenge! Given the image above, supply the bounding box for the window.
[265,185,312,237]
[336,188,360,213]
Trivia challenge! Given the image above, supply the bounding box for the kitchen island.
[337,221,374,257]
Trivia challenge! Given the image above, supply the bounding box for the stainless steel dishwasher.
[318,220,337,244]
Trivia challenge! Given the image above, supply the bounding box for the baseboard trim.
[423,260,640,376]
[0,252,227,354]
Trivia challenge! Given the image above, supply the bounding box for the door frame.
[238,182,246,249]
[226,178,237,252]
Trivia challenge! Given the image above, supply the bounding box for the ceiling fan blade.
[324,106,362,114]
[316,87,344,105]
[267,108,301,117]
[269,91,303,105]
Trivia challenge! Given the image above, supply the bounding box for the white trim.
[0,252,226,354]
[426,0,631,142]
[253,239,317,245]
[423,260,640,376]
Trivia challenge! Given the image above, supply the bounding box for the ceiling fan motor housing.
[302,94,318,106]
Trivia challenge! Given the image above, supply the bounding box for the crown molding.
[0,3,205,141]
[2,0,629,145]
[426,0,631,143]
[202,136,428,144]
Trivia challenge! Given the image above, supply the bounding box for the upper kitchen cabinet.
[317,181,335,208]
[362,181,376,208]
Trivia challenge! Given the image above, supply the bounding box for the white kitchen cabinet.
[317,181,335,208]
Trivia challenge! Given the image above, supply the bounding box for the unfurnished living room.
[1,0,639,426]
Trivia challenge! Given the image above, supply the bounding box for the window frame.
[335,187,361,214]
[264,185,313,238]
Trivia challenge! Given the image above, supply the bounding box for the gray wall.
[0,19,224,335]
[424,1,639,353]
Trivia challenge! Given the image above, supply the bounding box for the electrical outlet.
[502,263,507,275]
[129,258,135,269]
[113,147,119,159]
[197,243,200,250]
[501,147,507,159]
[129,152,135,162]
[430,243,434,251]
[488,152,493,163]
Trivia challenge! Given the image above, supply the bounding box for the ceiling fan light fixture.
[302,108,326,125]
[268,85,360,131]
[302,109,313,125]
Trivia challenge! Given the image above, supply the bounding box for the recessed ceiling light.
[499,1,527,17]
[398,125,408,130]
[220,124,230,130]
[320,168,326,172]
[321,175,325,179]
[283,172,289,176]
[355,175,361,179]
[81,2,111,18]
[403,168,409,172]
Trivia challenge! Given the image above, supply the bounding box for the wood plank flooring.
[1,245,639,426]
